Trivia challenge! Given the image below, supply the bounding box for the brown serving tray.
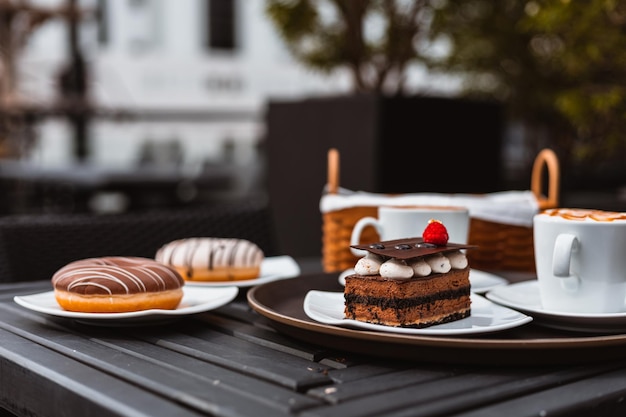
[247,272,626,366]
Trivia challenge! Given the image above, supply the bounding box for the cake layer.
[345,302,470,328]
[344,267,471,328]
[344,267,471,298]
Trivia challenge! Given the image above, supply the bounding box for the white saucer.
[303,290,532,336]
[486,280,626,333]
[338,268,507,294]
[14,286,238,326]
[184,256,301,288]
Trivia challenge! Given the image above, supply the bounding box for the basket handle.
[531,148,560,209]
[327,148,340,194]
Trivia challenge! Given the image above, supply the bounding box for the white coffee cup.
[350,205,470,256]
[533,208,626,314]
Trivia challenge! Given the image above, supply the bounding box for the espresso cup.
[350,205,470,256]
[533,208,626,314]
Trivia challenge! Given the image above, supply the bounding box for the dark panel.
[266,95,378,257]
[379,96,504,193]
[266,94,504,257]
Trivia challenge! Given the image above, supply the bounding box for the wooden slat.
[300,362,626,417]
[307,367,458,404]
[0,306,324,416]
[453,366,626,417]
[0,281,50,298]
[206,311,368,369]
[297,370,526,417]
[322,362,432,384]
[197,312,333,362]
[87,335,324,414]
[0,329,205,417]
[126,321,333,391]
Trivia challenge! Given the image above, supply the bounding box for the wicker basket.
[321,148,560,273]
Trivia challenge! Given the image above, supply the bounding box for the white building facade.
[18,0,352,169]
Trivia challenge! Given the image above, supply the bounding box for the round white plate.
[14,285,238,326]
[183,256,301,288]
[338,268,507,294]
[303,290,532,335]
[486,280,626,333]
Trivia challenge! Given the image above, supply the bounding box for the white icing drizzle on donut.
[155,237,264,278]
[52,257,183,295]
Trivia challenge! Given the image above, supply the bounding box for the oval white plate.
[338,268,507,294]
[14,285,238,325]
[303,290,532,335]
[486,280,626,333]
[183,256,301,288]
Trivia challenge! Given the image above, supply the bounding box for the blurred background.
[1,0,625,254]
[2,0,349,215]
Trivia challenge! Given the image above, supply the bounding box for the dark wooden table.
[2,262,626,417]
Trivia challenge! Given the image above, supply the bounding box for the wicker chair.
[0,199,278,282]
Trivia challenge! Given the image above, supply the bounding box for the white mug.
[533,208,626,314]
[350,205,470,256]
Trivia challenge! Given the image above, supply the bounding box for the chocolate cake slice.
[344,237,476,328]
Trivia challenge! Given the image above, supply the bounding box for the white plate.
[303,290,532,335]
[486,280,626,333]
[184,256,301,288]
[338,268,507,294]
[13,285,238,326]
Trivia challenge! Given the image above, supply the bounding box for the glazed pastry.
[52,257,184,313]
[155,237,264,281]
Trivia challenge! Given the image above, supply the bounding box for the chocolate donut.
[52,257,185,313]
[155,237,264,282]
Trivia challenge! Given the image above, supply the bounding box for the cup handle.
[350,217,381,257]
[552,233,579,291]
